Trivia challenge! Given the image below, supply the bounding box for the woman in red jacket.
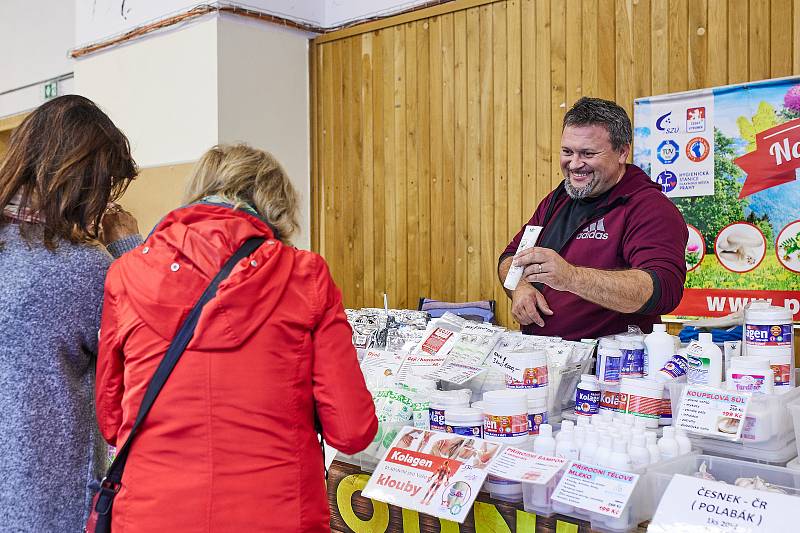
[96,144,378,532]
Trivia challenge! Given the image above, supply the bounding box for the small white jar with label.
[445,407,484,438]
[620,377,663,429]
[727,356,774,395]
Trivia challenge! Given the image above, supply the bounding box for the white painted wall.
[74,16,219,167]
[217,14,311,249]
[0,0,75,117]
[76,0,325,46]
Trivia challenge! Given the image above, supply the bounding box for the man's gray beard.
[564,173,599,199]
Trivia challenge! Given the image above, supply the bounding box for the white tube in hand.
[503,225,544,290]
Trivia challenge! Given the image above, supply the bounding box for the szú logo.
[657,140,679,164]
[576,218,609,240]
[655,170,677,193]
[656,112,679,134]
[686,106,706,133]
[686,136,710,162]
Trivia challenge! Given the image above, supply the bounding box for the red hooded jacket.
[96,203,377,532]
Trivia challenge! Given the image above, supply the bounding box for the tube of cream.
[503,225,544,291]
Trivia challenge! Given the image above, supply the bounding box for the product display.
[343,309,800,532]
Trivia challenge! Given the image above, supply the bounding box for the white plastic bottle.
[556,420,574,443]
[575,374,601,417]
[555,428,580,460]
[658,427,680,460]
[644,324,675,377]
[645,432,661,463]
[573,426,586,453]
[531,424,557,509]
[686,333,723,387]
[674,428,692,455]
[602,440,633,529]
[594,433,613,465]
[580,430,599,463]
[628,434,650,469]
[533,423,556,455]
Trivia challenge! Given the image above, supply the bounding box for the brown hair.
[0,95,138,249]
[184,144,300,245]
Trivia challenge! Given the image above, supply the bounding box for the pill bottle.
[445,407,484,438]
[574,374,601,417]
[597,338,622,384]
[428,389,470,432]
[527,387,549,436]
[504,350,549,391]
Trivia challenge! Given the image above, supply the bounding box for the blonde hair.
[184,144,300,244]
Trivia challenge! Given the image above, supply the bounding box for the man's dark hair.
[563,97,632,151]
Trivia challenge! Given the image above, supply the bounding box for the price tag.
[487,350,526,381]
[649,474,796,532]
[676,385,751,440]
[487,448,566,484]
[551,461,639,518]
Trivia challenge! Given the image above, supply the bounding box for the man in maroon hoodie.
[498,97,688,340]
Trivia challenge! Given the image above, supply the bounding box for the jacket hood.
[113,203,295,350]
[606,164,662,201]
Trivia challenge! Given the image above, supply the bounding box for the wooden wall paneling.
[550,0,567,190]
[321,44,334,260]
[373,30,387,305]
[454,10,469,302]
[417,20,432,302]
[493,1,509,325]
[429,15,445,302]
[505,0,523,327]
[331,41,345,293]
[729,0,750,83]
[598,0,617,100]
[771,0,793,77]
[351,35,365,308]
[615,0,635,118]
[707,0,729,87]
[535,0,552,200]
[467,7,482,300]
[521,0,538,227]
[795,0,800,73]
[632,0,652,99]
[480,5,495,302]
[405,22,420,309]
[582,0,600,97]
[651,0,670,95]
[442,13,457,302]
[688,0,708,90]
[394,26,409,309]
[668,0,689,92]
[566,0,583,107]
[341,39,355,307]
[362,32,376,305]
[748,0,771,81]
[383,29,398,306]
[310,43,319,253]
[309,0,800,321]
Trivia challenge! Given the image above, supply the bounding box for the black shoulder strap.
[94,237,265,512]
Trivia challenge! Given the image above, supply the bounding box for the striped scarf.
[2,192,42,223]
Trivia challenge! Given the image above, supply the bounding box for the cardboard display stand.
[327,459,647,533]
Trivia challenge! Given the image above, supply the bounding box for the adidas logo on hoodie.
[576,218,609,240]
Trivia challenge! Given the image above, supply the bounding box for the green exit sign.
[43,81,58,100]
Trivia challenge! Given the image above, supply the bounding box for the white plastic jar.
[482,389,530,445]
[574,374,601,417]
[727,356,774,395]
[428,389,471,432]
[744,302,793,355]
[526,388,548,436]
[599,382,623,415]
[504,350,549,391]
[445,407,484,438]
[597,338,623,384]
[617,335,645,378]
[620,378,663,429]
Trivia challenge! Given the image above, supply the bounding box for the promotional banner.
[634,78,800,320]
[362,427,501,524]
